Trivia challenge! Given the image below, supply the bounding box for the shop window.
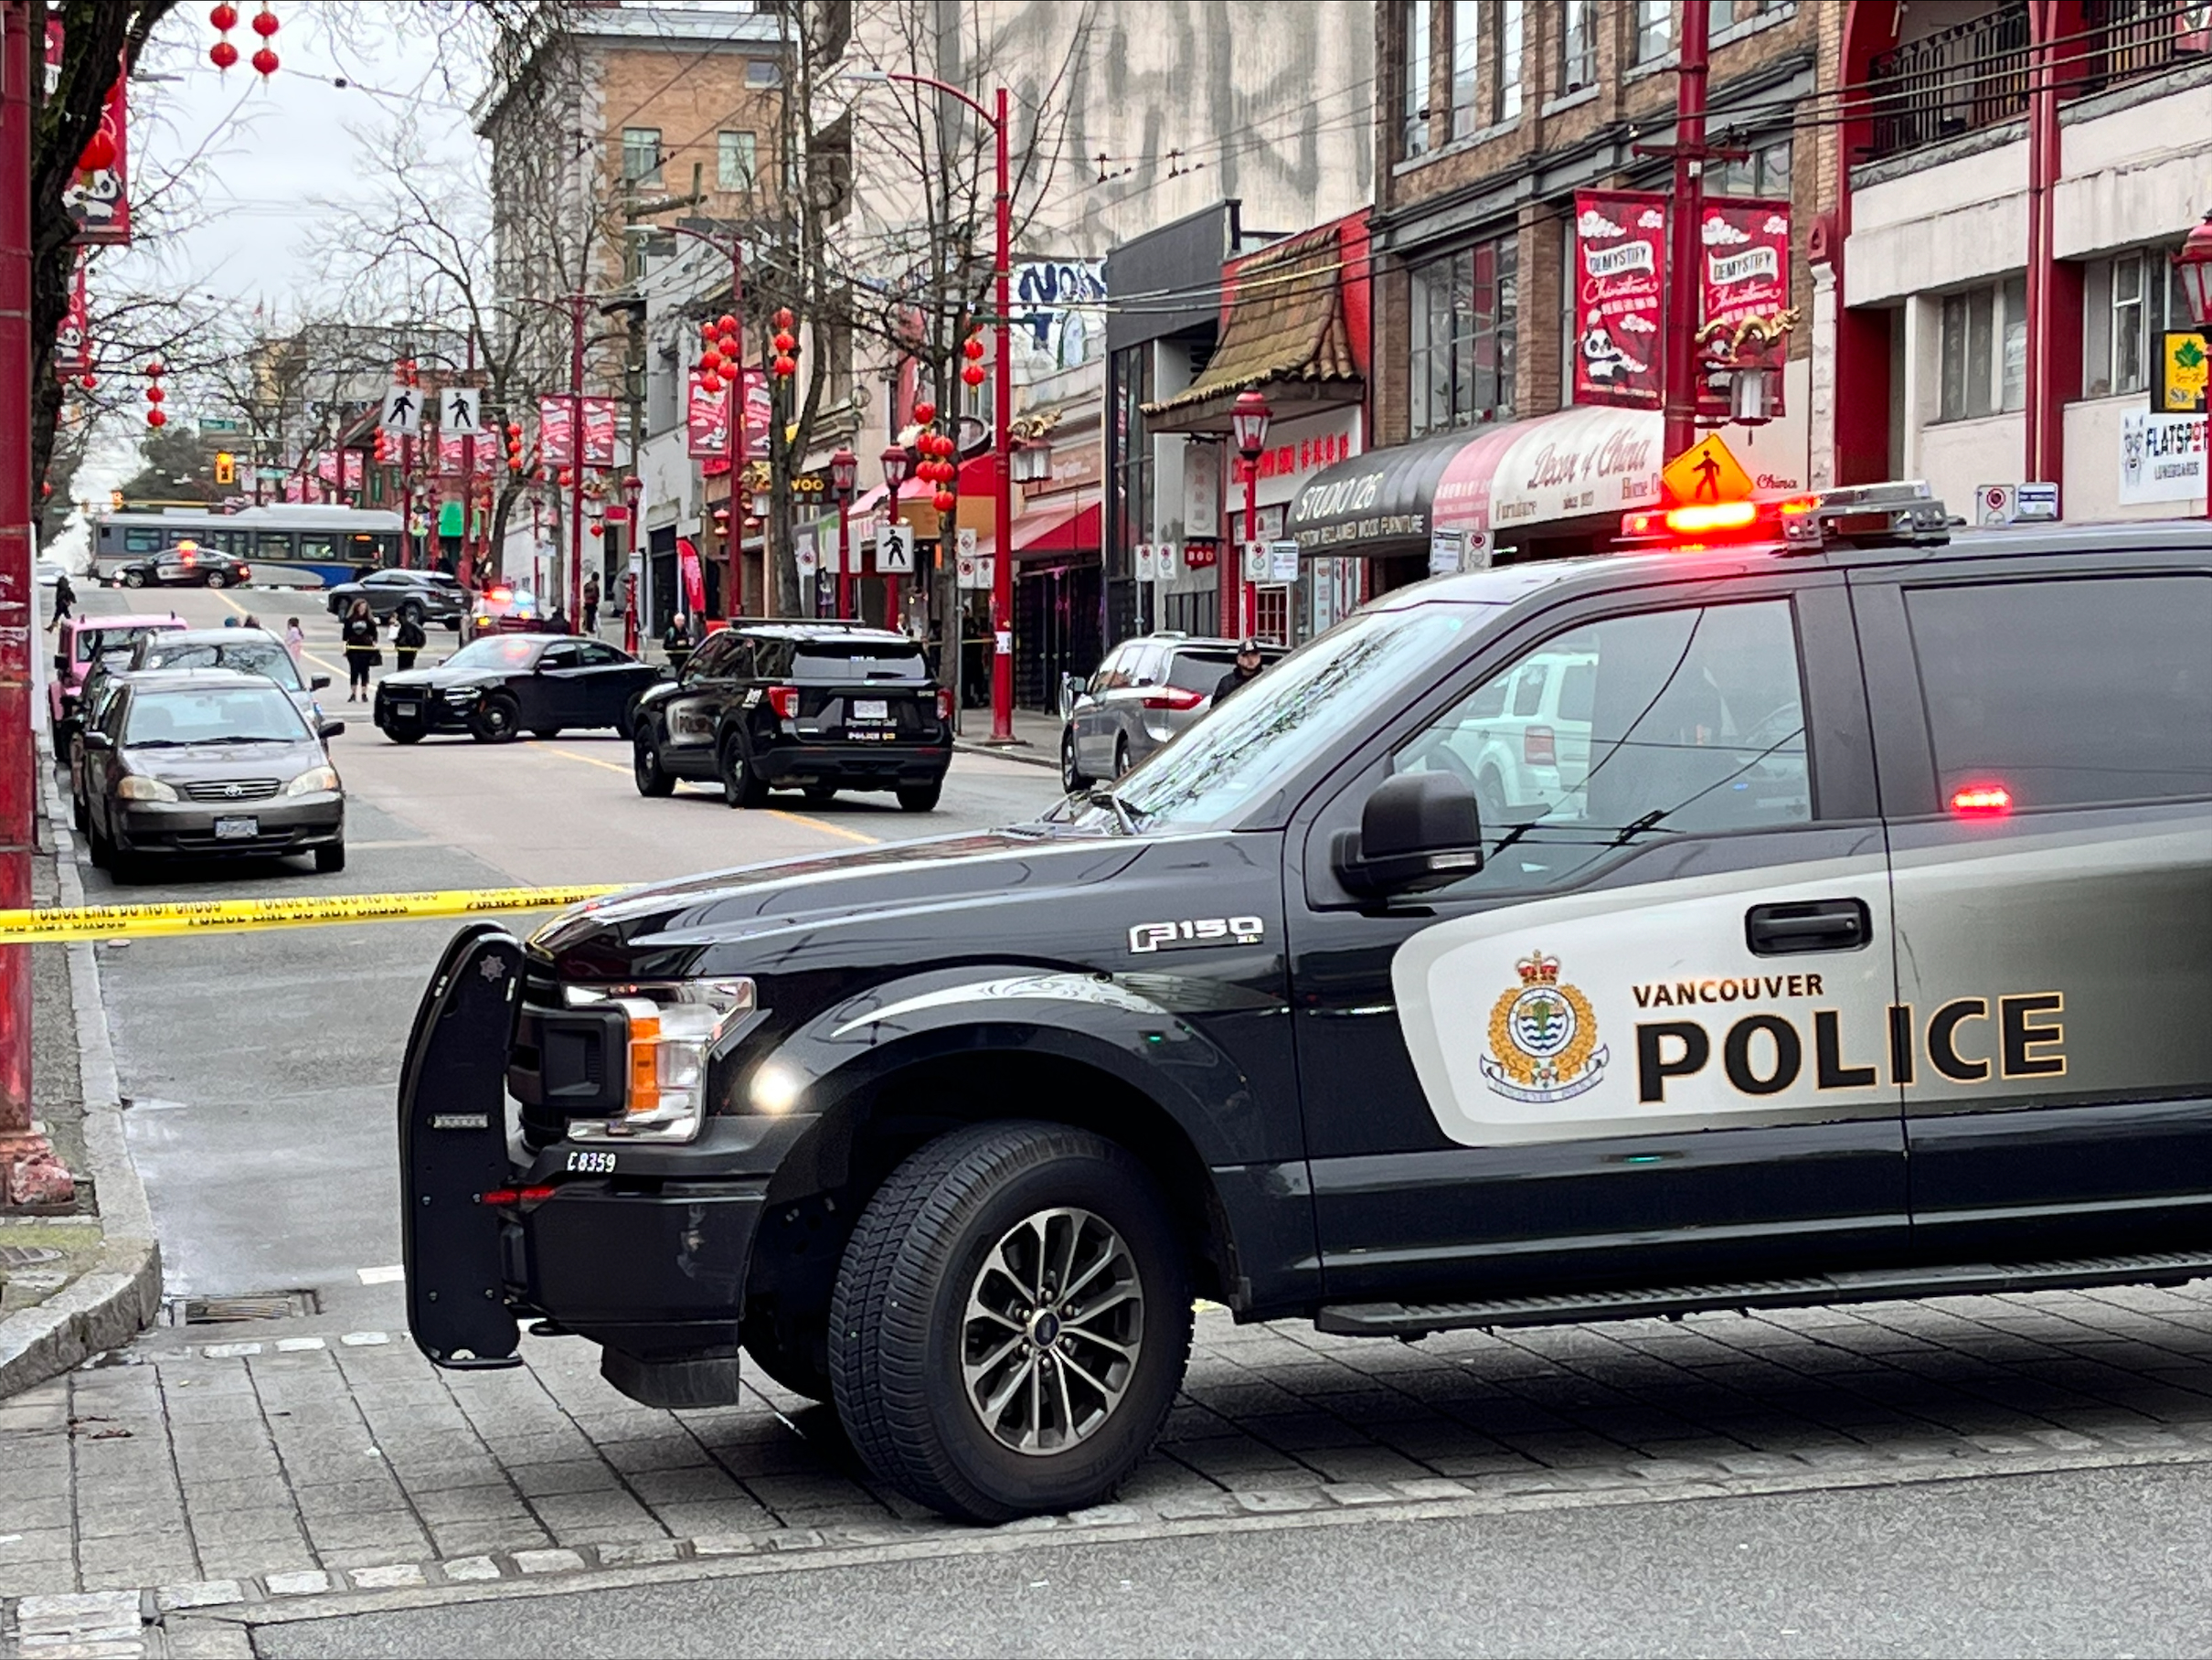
[1253,586,1290,648]
[1634,0,1672,64]
[1404,0,1432,158]
[1409,233,1518,437]
[1713,0,1788,31]
[1709,135,1791,200]
[746,59,782,89]
[622,128,663,188]
[1161,588,1218,638]
[718,131,758,192]
[1560,0,1599,92]
[1498,0,1524,120]
[2083,247,2193,399]
[1110,345,1154,582]
[1450,0,1481,139]
[1938,277,2027,421]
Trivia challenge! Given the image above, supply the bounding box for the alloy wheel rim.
[961,1206,1143,1457]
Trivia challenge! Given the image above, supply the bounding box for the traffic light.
[214,452,236,486]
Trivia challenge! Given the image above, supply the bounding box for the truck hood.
[529,828,1144,980]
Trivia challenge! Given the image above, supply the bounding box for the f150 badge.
[1128,916,1265,953]
[1482,951,1610,1103]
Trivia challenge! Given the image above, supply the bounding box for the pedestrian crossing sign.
[1661,434,1753,507]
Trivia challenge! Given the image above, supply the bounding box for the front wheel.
[314,842,346,874]
[121,569,144,589]
[1060,729,1088,794]
[633,731,675,796]
[470,692,520,743]
[385,724,424,745]
[205,570,229,590]
[1112,735,1132,780]
[829,1122,1192,1524]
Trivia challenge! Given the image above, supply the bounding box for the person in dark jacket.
[662,613,692,676]
[393,609,427,672]
[582,573,601,635]
[341,599,380,701]
[47,571,73,630]
[1213,638,1267,705]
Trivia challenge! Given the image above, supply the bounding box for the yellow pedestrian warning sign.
[1661,434,1755,507]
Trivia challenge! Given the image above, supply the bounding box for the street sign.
[1134,542,1156,581]
[1660,433,1753,506]
[380,383,422,435]
[255,466,287,482]
[1267,539,1301,582]
[441,388,484,435]
[2016,481,2060,521]
[1975,484,2017,527]
[877,522,914,574]
[1240,541,1268,581]
[1428,528,1463,576]
[2158,330,2209,414]
[197,417,246,435]
[795,531,817,577]
[1156,541,1179,579]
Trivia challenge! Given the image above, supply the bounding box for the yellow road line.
[542,744,630,777]
[208,587,347,678]
[0,885,622,945]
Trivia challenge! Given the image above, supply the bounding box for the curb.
[952,735,1056,771]
[0,733,161,1399]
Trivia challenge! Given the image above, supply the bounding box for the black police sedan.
[109,543,251,589]
[628,622,952,810]
[374,634,662,744]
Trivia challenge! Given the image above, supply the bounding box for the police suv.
[400,482,2212,1523]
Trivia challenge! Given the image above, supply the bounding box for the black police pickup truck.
[401,482,2212,1522]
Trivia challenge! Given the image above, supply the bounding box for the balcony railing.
[1865,0,2212,162]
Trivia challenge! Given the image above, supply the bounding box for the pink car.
[49,611,186,740]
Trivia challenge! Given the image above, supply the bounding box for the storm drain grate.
[165,1290,320,1325]
[0,1244,63,1269]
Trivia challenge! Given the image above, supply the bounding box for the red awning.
[974,493,1101,559]
[852,454,999,518]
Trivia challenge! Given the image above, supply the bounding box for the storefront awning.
[974,493,1100,560]
[1289,406,1664,555]
[1143,222,1363,432]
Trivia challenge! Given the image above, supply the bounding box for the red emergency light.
[1620,495,1822,548]
[1949,782,2013,818]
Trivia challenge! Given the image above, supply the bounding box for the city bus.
[90,505,405,589]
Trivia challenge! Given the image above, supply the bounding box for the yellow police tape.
[0,885,625,946]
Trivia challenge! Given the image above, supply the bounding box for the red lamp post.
[1230,388,1271,639]
[2174,214,2212,521]
[620,474,643,652]
[829,446,858,621]
[878,441,911,628]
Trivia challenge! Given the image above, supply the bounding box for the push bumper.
[115,794,343,857]
[375,691,471,733]
[752,741,949,791]
[399,929,793,1369]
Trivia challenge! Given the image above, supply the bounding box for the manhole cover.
[0,1245,63,1269]
[165,1291,320,1325]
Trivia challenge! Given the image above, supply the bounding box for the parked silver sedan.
[1058,632,1284,791]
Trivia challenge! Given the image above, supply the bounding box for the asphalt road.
[77,582,1067,1309]
[250,1461,2212,1658]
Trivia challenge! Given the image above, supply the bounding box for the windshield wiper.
[1085,785,1145,835]
[1611,807,1674,846]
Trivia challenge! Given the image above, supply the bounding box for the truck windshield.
[1096,602,1493,831]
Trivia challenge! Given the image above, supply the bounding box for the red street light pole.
[850,68,1016,741]
[1231,389,1271,640]
[0,0,69,1206]
[1661,0,1712,462]
[829,446,857,620]
[2172,213,2212,520]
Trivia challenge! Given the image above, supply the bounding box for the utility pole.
[1661,0,1712,461]
[0,0,71,1206]
[567,293,586,630]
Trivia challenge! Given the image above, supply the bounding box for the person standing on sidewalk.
[46,570,73,631]
[582,572,601,636]
[393,609,427,673]
[1213,638,1268,706]
[663,612,692,676]
[340,599,380,701]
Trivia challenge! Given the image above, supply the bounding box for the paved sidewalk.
[950,706,1058,769]
[15,1280,2212,1618]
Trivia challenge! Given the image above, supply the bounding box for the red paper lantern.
[558,468,574,486]
[146,410,165,428]
[963,335,985,360]
[145,385,164,403]
[250,6,278,36]
[209,38,238,69]
[505,420,521,436]
[252,46,277,76]
[699,371,723,394]
[932,489,955,513]
[962,363,986,388]
[698,348,722,376]
[912,399,936,425]
[773,355,796,378]
[717,313,737,334]
[771,330,795,354]
[589,523,604,538]
[79,374,96,389]
[144,359,163,376]
[773,307,793,330]
[209,2,239,29]
[700,322,718,343]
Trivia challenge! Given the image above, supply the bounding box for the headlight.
[563,978,757,1144]
[443,686,481,702]
[115,775,177,802]
[284,765,339,796]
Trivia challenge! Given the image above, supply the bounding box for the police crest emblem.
[1481,951,1609,1102]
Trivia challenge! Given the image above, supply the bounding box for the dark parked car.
[629,622,952,811]
[80,669,346,878]
[324,568,467,631]
[373,633,661,744]
[109,542,251,590]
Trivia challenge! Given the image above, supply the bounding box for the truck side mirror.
[1335,771,1484,897]
[310,675,331,692]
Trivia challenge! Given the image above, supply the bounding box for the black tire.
[86,814,111,870]
[205,570,229,590]
[828,1122,1192,1524]
[633,730,675,796]
[385,724,425,745]
[896,781,942,813]
[314,842,346,874]
[529,727,562,740]
[470,692,520,743]
[1060,729,1088,794]
[69,788,86,832]
[617,692,643,742]
[719,733,769,809]
[121,569,144,589]
[1112,735,1132,779]
[397,600,424,629]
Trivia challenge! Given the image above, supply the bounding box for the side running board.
[1315,1250,2212,1337]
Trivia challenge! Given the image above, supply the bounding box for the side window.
[1510,660,1549,717]
[750,640,792,681]
[1904,573,2212,810]
[1394,601,1810,893]
[574,642,623,667]
[538,643,580,671]
[682,634,732,680]
[1124,644,1165,686]
[1090,646,1129,693]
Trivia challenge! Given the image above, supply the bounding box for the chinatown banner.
[56,256,90,377]
[537,396,575,468]
[1700,197,1792,417]
[1572,190,1667,410]
[676,535,707,617]
[580,396,619,467]
[48,26,131,246]
[437,432,495,475]
[686,372,728,458]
